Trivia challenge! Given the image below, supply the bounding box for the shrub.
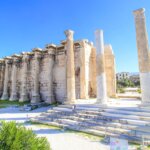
[0,121,50,150]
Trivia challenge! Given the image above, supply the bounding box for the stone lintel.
[61,40,66,45]
[57,45,65,50]
[45,43,56,49]
[32,48,43,53]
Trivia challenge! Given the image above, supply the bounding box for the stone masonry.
[0,30,116,104]
[133,8,150,106]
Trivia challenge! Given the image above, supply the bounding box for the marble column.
[0,60,4,97]
[65,30,76,103]
[9,57,19,101]
[19,53,29,102]
[1,58,10,100]
[31,49,42,103]
[95,30,107,105]
[133,8,150,106]
[45,47,55,104]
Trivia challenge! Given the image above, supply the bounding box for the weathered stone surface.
[133,8,150,105]
[104,45,116,97]
[0,30,116,104]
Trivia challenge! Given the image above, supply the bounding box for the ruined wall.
[104,45,116,97]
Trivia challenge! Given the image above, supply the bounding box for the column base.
[31,94,40,104]
[63,99,76,105]
[19,94,29,102]
[1,93,9,100]
[45,95,55,104]
[9,94,18,101]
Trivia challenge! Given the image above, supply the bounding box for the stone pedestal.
[19,53,29,102]
[64,30,76,104]
[31,49,42,103]
[1,59,10,100]
[95,30,107,105]
[133,8,150,106]
[10,57,19,101]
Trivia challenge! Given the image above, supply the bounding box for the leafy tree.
[0,121,50,150]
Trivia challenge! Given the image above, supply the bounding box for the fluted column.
[19,53,29,102]
[95,30,107,105]
[31,49,42,103]
[0,60,4,97]
[45,47,55,104]
[64,30,76,103]
[133,8,150,106]
[1,59,10,100]
[9,57,19,101]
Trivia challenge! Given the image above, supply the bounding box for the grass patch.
[0,100,29,109]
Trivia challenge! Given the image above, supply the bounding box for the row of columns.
[0,48,55,103]
[0,29,115,105]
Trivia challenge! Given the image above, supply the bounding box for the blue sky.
[0,0,150,72]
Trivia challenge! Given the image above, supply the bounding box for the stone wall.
[0,39,97,104]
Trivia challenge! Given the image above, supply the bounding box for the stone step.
[31,117,148,144]
[84,109,150,117]
[78,111,150,122]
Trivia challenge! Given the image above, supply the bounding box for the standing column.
[65,30,76,103]
[133,8,150,106]
[1,59,10,100]
[0,60,4,96]
[19,53,29,102]
[31,49,42,103]
[46,47,55,104]
[10,57,19,101]
[95,30,107,105]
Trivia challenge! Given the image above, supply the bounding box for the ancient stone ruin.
[0,30,116,104]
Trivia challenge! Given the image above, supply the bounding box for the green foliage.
[117,88,125,93]
[0,121,50,150]
[137,88,141,94]
[117,79,138,88]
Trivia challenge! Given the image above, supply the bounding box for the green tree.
[0,121,50,150]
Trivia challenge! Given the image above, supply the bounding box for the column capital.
[64,30,74,40]
[133,8,145,18]
[4,57,12,64]
[22,53,30,63]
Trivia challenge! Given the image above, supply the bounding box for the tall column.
[0,60,5,97]
[80,40,89,99]
[46,47,55,104]
[95,30,107,105]
[133,8,150,106]
[19,53,29,102]
[31,49,42,103]
[104,45,116,98]
[1,59,10,100]
[10,56,19,101]
[65,30,76,103]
